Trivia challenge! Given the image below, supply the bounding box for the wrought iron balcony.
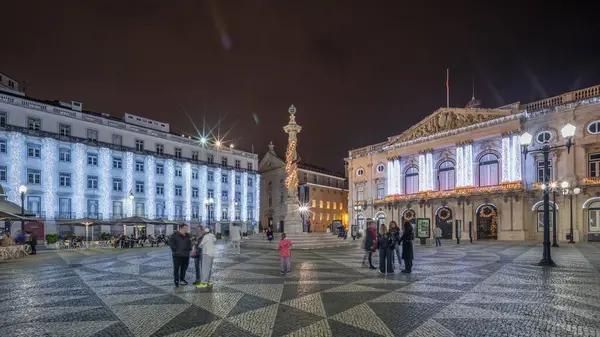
[55,212,77,220]
[109,213,126,220]
[83,212,103,220]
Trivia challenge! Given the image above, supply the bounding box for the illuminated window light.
[100,148,112,220]
[74,144,87,218]
[42,138,57,219]
[125,152,134,216]
[145,155,156,219]
[7,132,23,203]
[215,167,222,221]
[165,159,175,219]
[184,162,192,221]
[242,171,248,221]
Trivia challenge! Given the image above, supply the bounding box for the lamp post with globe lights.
[19,185,27,232]
[559,181,581,243]
[547,182,559,247]
[352,204,362,238]
[205,198,215,232]
[521,123,576,266]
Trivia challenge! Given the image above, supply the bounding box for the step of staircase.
[241,233,359,250]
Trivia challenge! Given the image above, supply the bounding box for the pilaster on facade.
[215,167,222,221]
[184,162,192,221]
[74,143,87,218]
[42,138,57,219]
[100,147,112,220]
[242,171,248,221]
[165,159,175,219]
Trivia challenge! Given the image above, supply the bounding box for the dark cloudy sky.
[2,1,599,172]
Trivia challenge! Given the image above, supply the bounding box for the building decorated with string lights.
[0,74,260,238]
[346,85,600,242]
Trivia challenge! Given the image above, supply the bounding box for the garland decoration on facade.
[403,210,416,221]
[284,139,299,196]
[438,208,451,220]
[479,205,497,235]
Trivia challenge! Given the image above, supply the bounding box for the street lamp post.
[128,191,135,216]
[205,198,214,232]
[560,181,581,243]
[549,182,559,247]
[19,185,27,232]
[353,204,362,238]
[520,123,576,267]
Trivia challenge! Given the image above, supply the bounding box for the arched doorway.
[584,198,600,237]
[476,204,498,239]
[375,212,386,226]
[435,207,453,239]
[532,201,558,234]
[402,209,417,234]
[356,213,365,233]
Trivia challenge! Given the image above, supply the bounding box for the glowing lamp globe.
[561,123,576,138]
[573,187,581,195]
[540,184,547,190]
[560,181,569,189]
[18,185,27,194]
[200,137,207,144]
[519,132,533,146]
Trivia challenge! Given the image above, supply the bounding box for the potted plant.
[216,233,222,240]
[45,234,59,249]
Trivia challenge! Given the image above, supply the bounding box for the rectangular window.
[0,111,6,127]
[333,202,337,210]
[27,144,41,158]
[247,177,253,187]
[357,186,364,201]
[59,173,71,187]
[59,149,71,162]
[0,139,5,154]
[339,202,343,210]
[113,134,122,146]
[192,170,199,180]
[208,171,214,182]
[113,157,122,169]
[319,200,323,208]
[175,148,182,159]
[235,175,241,185]
[536,160,553,183]
[28,169,41,184]
[155,203,164,217]
[312,199,316,207]
[326,201,330,209]
[136,181,144,194]
[87,176,98,189]
[222,174,228,183]
[135,139,144,151]
[156,144,164,155]
[235,160,241,169]
[376,182,385,199]
[156,164,164,175]
[235,192,241,202]
[113,179,122,191]
[221,157,228,167]
[280,193,285,203]
[28,117,41,131]
[222,190,228,202]
[87,129,98,141]
[222,207,228,220]
[208,189,214,199]
[175,186,182,196]
[328,178,331,186]
[135,161,144,172]
[248,193,253,203]
[207,154,214,164]
[113,201,123,218]
[192,187,199,198]
[0,166,6,181]
[313,175,317,184]
[590,208,600,232]
[156,184,164,195]
[175,167,182,177]
[192,151,199,161]
[87,153,98,166]
[247,162,253,171]
[303,173,308,183]
[59,124,71,136]
[589,153,600,178]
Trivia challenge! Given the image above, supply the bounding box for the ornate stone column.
[282,105,304,233]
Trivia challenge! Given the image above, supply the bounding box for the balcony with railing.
[29,211,46,219]
[55,212,77,220]
[109,213,126,220]
[83,212,103,220]
[173,214,186,221]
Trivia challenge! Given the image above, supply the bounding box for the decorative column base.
[283,196,303,234]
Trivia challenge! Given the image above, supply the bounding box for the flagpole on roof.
[446,68,450,108]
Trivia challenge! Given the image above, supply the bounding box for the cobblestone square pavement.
[1,242,600,337]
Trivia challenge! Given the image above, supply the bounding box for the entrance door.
[476,204,498,239]
[279,220,284,233]
[436,207,453,239]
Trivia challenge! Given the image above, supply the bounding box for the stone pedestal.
[283,196,304,234]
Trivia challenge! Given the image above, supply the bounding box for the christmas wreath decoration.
[438,208,451,220]
[478,205,497,235]
[403,210,416,221]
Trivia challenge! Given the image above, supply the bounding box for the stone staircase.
[241,232,359,250]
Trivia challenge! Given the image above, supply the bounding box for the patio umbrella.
[55,218,110,241]
[153,218,183,225]
[0,211,31,221]
[115,216,165,224]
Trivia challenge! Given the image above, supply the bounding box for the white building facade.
[347,85,600,242]
[0,87,260,238]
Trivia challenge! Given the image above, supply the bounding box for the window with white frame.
[156,184,164,195]
[376,182,385,199]
[537,160,552,183]
[247,162,253,170]
[247,177,253,186]
[87,129,98,141]
[222,190,228,202]
[28,117,41,131]
[136,181,145,194]
[87,153,98,166]
[405,167,419,194]
[536,131,552,144]
[113,157,122,169]
[135,139,144,151]
[59,149,71,162]
[235,191,241,202]
[0,166,6,181]
[192,151,199,161]
[207,154,214,164]
[438,161,455,191]
[156,144,164,155]
[0,111,6,127]
[588,201,600,232]
[207,171,214,182]
[192,187,199,198]
[589,153,600,177]
[59,173,71,187]
[235,160,241,169]
[113,179,122,191]
[587,120,600,134]
[27,144,41,158]
[376,164,385,173]
[357,185,364,201]
[248,193,253,203]
[156,164,164,175]
[192,170,198,180]
[356,168,364,176]
[175,167,182,177]
[135,161,144,172]
[88,176,99,190]
[478,154,499,187]
[0,139,5,154]
[113,134,122,146]
[222,157,228,166]
[208,189,214,199]
[175,186,182,196]
[59,124,71,136]
[235,175,241,185]
[222,174,228,183]
[222,207,228,220]
[175,148,182,158]
[536,204,555,232]
[28,169,41,184]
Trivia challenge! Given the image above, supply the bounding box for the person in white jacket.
[229,224,242,255]
[196,227,216,288]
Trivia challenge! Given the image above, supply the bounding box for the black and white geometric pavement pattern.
[1,242,600,337]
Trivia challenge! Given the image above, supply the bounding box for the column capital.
[386,155,401,161]
[456,140,473,147]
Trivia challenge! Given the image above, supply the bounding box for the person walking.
[29,232,37,254]
[278,233,292,275]
[266,226,274,242]
[229,224,242,255]
[170,224,192,287]
[192,226,205,285]
[400,221,414,274]
[197,227,216,288]
[388,221,402,268]
[377,224,395,274]
[434,225,442,247]
[362,220,377,269]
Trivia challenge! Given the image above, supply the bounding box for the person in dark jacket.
[377,224,396,274]
[362,220,377,269]
[388,221,402,268]
[170,224,192,287]
[192,226,205,285]
[29,232,38,254]
[400,221,414,273]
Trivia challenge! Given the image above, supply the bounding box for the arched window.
[357,214,366,231]
[536,203,555,232]
[438,161,455,191]
[587,120,600,134]
[589,201,600,232]
[479,154,499,187]
[405,167,419,194]
[376,212,386,226]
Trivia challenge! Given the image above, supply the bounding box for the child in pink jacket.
[278,233,292,275]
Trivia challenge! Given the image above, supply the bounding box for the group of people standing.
[170,223,216,288]
[363,220,414,274]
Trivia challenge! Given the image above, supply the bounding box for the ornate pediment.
[389,108,510,145]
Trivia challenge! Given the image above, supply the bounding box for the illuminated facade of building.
[0,77,260,238]
[346,85,600,242]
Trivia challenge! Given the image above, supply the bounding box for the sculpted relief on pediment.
[392,110,504,144]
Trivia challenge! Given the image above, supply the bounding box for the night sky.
[2,1,599,173]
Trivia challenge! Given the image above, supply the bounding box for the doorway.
[476,204,498,240]
[435,207,453,239]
